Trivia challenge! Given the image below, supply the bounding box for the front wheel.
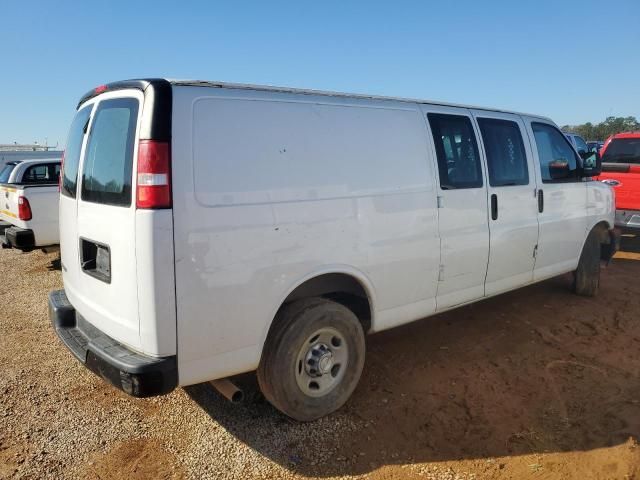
[573,230,601,297]
[257,298,365,421]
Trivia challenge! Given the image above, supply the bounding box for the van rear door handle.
[538,189,544,213]
[491,194,498,220]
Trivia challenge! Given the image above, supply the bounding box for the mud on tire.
[573,229,602,297]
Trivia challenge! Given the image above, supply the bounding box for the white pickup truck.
[0,158,61,252]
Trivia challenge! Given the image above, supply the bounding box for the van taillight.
[136,140,171,209]
[18,196,32,221]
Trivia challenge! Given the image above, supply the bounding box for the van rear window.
[81,98,139,206]
[62,106,92,198]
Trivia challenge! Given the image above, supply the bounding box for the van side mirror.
[549,160,570,180]
[580,150,602,177]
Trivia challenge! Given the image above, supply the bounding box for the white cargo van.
[49,79,618,421]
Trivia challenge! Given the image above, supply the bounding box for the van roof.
[171,79,552,121]
[78,78,553,123]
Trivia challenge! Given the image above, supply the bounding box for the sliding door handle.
[491,194,498,220]
[538,189,544,213]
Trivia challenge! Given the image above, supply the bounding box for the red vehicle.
[598,132,640,231]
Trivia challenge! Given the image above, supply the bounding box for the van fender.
[580,220,616,265]
[257,264,377,357]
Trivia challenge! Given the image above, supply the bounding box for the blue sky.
[1,0,638,146]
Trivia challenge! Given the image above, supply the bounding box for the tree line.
[561,116,640,141]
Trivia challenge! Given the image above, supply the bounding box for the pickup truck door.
[524,119,587,279]
[421,106,490,310]
[470,111,540,295]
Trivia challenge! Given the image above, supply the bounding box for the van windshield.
[81,98,139,206]
[0,162,20,183]
[602,138,640,164]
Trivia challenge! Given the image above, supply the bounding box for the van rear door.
[61,80,176,358]
[61,90,144,351]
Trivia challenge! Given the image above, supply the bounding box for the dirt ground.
[2,234,640,480]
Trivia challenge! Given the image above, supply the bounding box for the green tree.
[562,116,640,140]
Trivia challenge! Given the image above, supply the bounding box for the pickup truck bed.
[0,183,59,251]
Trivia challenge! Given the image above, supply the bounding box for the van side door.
[471,111,540,295]
[422,106,490,310]
[524,119,587,279]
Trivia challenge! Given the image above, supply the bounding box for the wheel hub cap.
[295,328,348,397]
[305,343,334,376]
[318,353,333,374]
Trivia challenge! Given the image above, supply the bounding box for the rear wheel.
[573,229,601,297]
[257,297,365,421]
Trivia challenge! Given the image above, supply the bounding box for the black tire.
[257,297,365,421]
[573,229,601,297]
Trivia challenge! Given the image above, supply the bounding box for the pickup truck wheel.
[257,297,365,421]
[573,230,601,297]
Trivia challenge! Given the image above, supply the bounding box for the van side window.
[477,118,529,187]
[428,113,482,189]
[81,98,139,207]
[532,123,580,183]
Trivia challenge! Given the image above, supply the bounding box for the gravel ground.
[1,236,640,480]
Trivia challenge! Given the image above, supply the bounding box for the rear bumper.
[615,209,640,231]
[1,226,35,251]
[48,289,177,397]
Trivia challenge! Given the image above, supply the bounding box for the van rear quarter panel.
[171,86,440,385]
